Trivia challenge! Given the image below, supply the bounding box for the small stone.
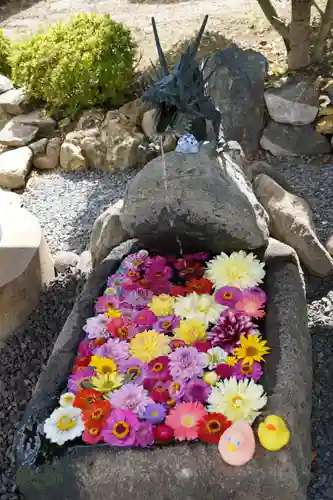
[0,189,21,208]
[0,75,14,94]
[78,250,92,274]
[141,109,158,137]
[76,109,104,131]
[120,99,149,126]
[0,121,38,147]
[60,142,87,171]
[0,108,10,130]
[29,138,48,156]
[315,115,333,134]
[54,251,79,273]
[0,147,32,189]
[12,109,56,137]
[33,137,61,170]
[260,121,331,156]
[0,88,29,115]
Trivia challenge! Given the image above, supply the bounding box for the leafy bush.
[0,30,11,76]
[10,13,137,117]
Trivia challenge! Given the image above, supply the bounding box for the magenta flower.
[67,368,95,394]
[134,309,157,328]
[148,356,170,381]
[154,315,179,334]
[83,314,109,339]
[134,421,155,448]
[247,286,267,303]
[123,250,149,270]
[232,361,263,381]
[78,340,93,357]
[118,358,147,385]
[95,295,120,314]
[109,383,152,416]
[208,310,258,352]
[143,403,166,424]
[147,279,171,295]
[120,289,153,309]
[183,378,211,403]
[107,273,125,288]
[215,286,243,307]
[145,262,173,282]
[95,338,129,364]
[168,380,185,401]
[168,347,207,381]
[169,339,186,350]
[102,409,140,447]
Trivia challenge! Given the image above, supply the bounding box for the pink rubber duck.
[218,420,255,466]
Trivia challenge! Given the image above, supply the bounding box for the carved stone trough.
[15,236,312,500]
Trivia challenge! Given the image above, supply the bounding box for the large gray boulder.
[15,238,312,500]
[120,150,269,254]
[205,47,268,155]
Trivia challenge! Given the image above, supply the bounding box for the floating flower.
[91,372,124,393]
[154,315,179,334]
[215,286,243,307]
[173,319,207,345]
[74,388,104,410]
[82,399,111,429]
[235,291,266,319]
[183,378,211,403]
[168,346,207,381]
[207,377,267,424]
[174,259,204,279]
[89,355,117,375]
[232,361,263,381]
[168,380,185,401]
[83,314,109,339]
[106,317,136,340]
[226,355,238,367]
[205,347,228,369]
[205,251,265,290]
[135,421,154,448]
[197,412,232,444]
[208,310,258,352]
[183,252,209,261]
[109,383,152,416]
[233,334,271,366]
[143,403,166,424]
[148,356,170,381]
[203,371,219,386]
[107,273,125,288]
[134,309,157,328]
[78,338,106,356]
[193,340,212,352]
[149,381,170,403]
[44,406,84,446]
[170,285,188,297]
[130,330,171,363]
[59,392,75,408]
[102,409,140,447]
[215,363,233,379]
[82,426,104,444]
[169,338,186,350]
[166,402,207,441]
[73,355,91,369]
[68,368,95,394]
[174,293,225,326]
[118,358,147,385]
[145,262,173,282]
[153,424,174,444]
[186,278,213,295]
[124,269,141,283]
[123,250,149,270]
[95,295,120,315]
[149,294,175,317]
[96,338,130,364]
[120,289,153,309]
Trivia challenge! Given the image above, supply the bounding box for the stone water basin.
[15,237,312,500]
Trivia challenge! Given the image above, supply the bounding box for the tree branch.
[312,0,333,62]
[312,0,324,17]
[256,0,290,50]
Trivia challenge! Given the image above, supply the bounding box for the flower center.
[162,321,172,329]
[101,365,114,374]
[240,363,253,375]
[166,399,176,408]
[181,415,195,427]
[63,395,74,404]
[196,305,209,313]
[245,347,258,357]
[170,382,180,394]
[223,292,233,299]
[118,327,129,338]
[231,395,243,408]
[207,420,221,433]
[57,416,76,431]
[151,411,159,417]
[152,362,164,373]
[91,408,104,420]
[88,427,100,436]
[113,421,130,439]
[173,341,182,348]
[127,367,140,379]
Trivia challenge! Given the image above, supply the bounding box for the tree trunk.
[312,0,333,62]
[288,0,312,69]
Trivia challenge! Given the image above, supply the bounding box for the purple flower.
[168,347,207,381]
[118,358,147,385]
[147,279,171,295]
[215,287,243,307]
[83,314,109,339]
[145,262,173,282]
[143,403,166,424]
[109,383,152,416]
[107,273,125,288]
[67,368,95,394]
[246,286,267,304]
[135,421,155,448]
[183,378,211,403]
[96,338,129,364]
[153,315,179,334]
[102,409,139,447]
[134,309,157,328]
[123,250,149,270]
[120,289,153,309]
[78,340,92,357]
[95,295,120,314]
[208,310,258,353]
[168,380,185,401]
[232,361,263,382]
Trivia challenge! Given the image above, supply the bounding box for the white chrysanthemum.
[205,251,265,290]
[44,406,84,446]
[59,392,75,408]
[207,376,267,424]
[174,292,225,326]
[205,347,228,369]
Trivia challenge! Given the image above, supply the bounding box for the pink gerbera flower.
[235,291,266,319]
[106,317,136,340]
[166,402,207,441]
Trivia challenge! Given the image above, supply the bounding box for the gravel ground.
[1,158,333,498]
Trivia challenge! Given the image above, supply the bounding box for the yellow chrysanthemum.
[173,319,207,345]
[205,251,265,289]
[91,372,124,393]
[104,306,121,319]
[233,334,271,366]
[89,355,117,375]
[149,294,175,317]
[130,329,171,362]
[226,356,238,367]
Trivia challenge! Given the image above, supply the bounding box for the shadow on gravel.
[0,0,42,23]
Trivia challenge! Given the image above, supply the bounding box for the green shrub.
[0,30,11,76]
[10,13,137,117]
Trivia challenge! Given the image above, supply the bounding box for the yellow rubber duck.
[258,415,290,452]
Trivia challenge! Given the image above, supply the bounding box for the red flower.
[148,356,170,381]
[215,364,233,379]
[186,278,213,295]
[170,339,186,350]
[174,259,204,279]
[153,424,174,444]
[82,399,111,429]
[193,340,212,352]
[171,285,188,297]
[74,388,104,410]
[197,413,232,444]
[150,383,170,403]
[82,426,104,444]
[74,355,91,368]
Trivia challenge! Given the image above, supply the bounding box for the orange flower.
[186,278,213,295]
[197,412,232,444]
[74,388,104,410]
[82,399,112,429]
